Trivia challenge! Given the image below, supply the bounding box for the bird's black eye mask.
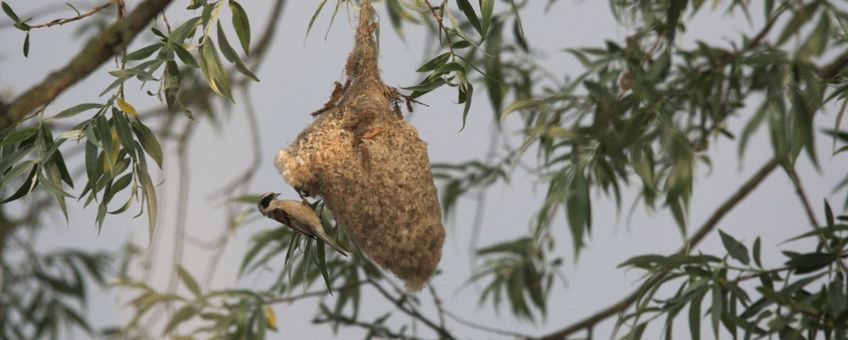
[259,193,279,208]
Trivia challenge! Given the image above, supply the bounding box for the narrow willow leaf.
[229,0,251,55]
[1,127,38,145]
[752,237,762,268]
[776,1,821,46]
[479,0,493,38]
[824,200,834,228]
[112,111,136,158]
[162,305,198,335]
[125,43,163,61]
[566,169,591,255]
[785,252,836,274]
[50,103,102,120]
[2,2,19,22]
[459,82,473,131]
[136,156,157,241]
[306,0,329,39]
[173,44,199,68]
[718,230,750,265]
[2,163,38,203]
[23,31,29,57]
[689,288,705,340]
[216,22,259,81]
[417,52,451,72]
[457,0,482,35]
[313,241,333,293]
[711,285,723,339]
[131,120,163,168]
[170,17,201,43]
[197,40,233,100]
[163,61,181,110]
[176,266,202,296]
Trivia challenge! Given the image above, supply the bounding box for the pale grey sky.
[1,1,847,339]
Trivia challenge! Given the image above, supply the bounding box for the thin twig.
[427,284,447,331]
[422,0,454,50]
[26,0,118,29]
[535,157,779,340]
[783,165,848,272]
[443,309,532,338]
[265,280,366,305]
[166,122,195,296]
[368,279,456,340]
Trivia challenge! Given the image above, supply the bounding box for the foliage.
[0,246,111,339]
[617,202,848,339]
[1,0,848,339]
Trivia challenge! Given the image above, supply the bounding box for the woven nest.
[275,1,444,292]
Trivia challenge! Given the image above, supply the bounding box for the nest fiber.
[275,1,444,291]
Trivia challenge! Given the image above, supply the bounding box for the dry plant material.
[275,1,444,292]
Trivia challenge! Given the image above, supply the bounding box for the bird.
[257,192,349,256]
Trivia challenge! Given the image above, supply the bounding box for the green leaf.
[173,43,199,68]
[718,230,750,265]
[176,266,202,296]
[229,0,251,55]
[313,241,333,293]
[785,252,835,274]
[1,127,38,145]
[689,288,705,340]
[306,0,329,39]
[457,0,482,35]
[162,304,198,335]
[50,103,102,120]
[136,154,157,241]
[131,120,163,168]
[197,40,233,100]
[711,285,722,339]
[752,237,762,268]
[112,111,136,156]
[2,2,20,22]
[23,31,29,57]
[479,0,493,38]
[2,163,38,203]
[459,82,473,131]
[824,200,834,228]
[777,1,821,46]
[566,169,591,255]
[216,22,259,81]
[126,43,163,61]
[169,17,201,43]
[417,52,451,72]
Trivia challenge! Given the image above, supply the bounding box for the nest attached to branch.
[275,1,444,292]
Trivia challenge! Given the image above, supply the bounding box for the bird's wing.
[266,202,316,238]
[278,200,349,256]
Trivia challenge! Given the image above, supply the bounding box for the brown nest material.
[274,1,444,292]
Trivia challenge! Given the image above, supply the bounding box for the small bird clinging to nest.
[257,192,349,256]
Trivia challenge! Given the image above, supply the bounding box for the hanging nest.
[274,1,444,292]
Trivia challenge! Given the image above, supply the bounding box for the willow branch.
[27,1,118,29]
[0,0,175,131]
[535,157,780,340]
[783,166,848,272]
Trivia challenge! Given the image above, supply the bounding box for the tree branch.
[534,157,780,340]
[27,1,118,29]
[0,0,175,131]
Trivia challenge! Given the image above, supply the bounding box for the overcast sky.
[2,1,848,339]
